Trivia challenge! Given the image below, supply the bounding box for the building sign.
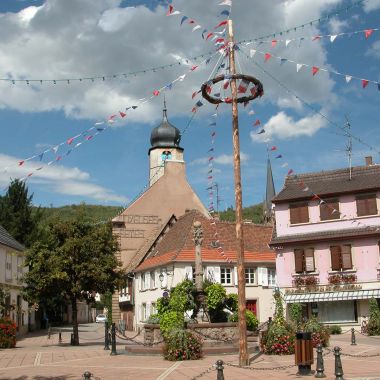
[124,215,159,224]
[123,230,145,238]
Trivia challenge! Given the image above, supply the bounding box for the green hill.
[218,203,264,224]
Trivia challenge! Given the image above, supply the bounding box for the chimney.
[365,156,373,166]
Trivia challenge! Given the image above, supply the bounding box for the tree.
[0,179,42,247]
[368,298,380,335]
[23,215,124,345]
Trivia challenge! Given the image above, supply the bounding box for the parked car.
[95,314,107,323]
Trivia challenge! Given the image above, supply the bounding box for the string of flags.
[0,50,216,85]
[243,26,378,48]
[238,0,366,45]
[166,1,232,50]
[246,47,380,90]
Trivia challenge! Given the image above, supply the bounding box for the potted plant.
[294,277,305,287]
[304,276,318,287]
[341,274,357,284]
[328,274,341,285]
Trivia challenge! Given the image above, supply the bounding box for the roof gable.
[0,225,24,251]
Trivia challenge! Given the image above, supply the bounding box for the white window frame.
[141,273,146,291]
[5,253,12,281]
[220,267,232,285]
[150,271,156,289]
[141,303,147,321]
[245,268,256,285]
[268,268,276,287]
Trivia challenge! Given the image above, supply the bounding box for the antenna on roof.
[344,116,353,180]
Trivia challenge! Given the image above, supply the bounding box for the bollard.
[110,322,117,356]
[47,327,51,339]
[215,359,225,380]
[314,344,326,378]
[58,331,62,344]
[350,328,356,345]
[70,333,74,346]
[104,321,110,350]
[82,371,92,379]
[334,346,344,380]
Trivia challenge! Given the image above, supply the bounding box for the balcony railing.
[119,293,131,303]
[328,273,357,285]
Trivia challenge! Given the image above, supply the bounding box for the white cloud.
[328,18,348,34]
[190,152,249,166]
[0,153,128,204]
[366,40,380,60]
[250,111,327,141]
[277,96,303,111]
[364,0,380,12]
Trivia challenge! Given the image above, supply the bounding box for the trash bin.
[295,332,314,375]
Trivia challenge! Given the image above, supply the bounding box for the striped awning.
[284,289,380,303]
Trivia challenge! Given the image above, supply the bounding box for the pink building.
[270,158,380,326]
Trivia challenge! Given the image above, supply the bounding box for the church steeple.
[263,156,275,224]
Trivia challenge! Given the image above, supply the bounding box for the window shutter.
[357,194,378,217]
[206,266,216,282]
[145,273,150,290]
[234,267,238,286]
[136,274,141,291]
[367,196,378,215]
[330,246,341,271]
[214,266,221,283]
[341,245,353,270]
[304,248,315,272]
[294,249,304,273]
[290,203,309,224]
[320,199,339,221]
[155,269,160,287]
[290,206,300,224]
[257,267,263,285]
[185,266,193,280]
[299,204,309,223]
[161,272,168,288]
[146,302,151,318]
[261,267,268,286]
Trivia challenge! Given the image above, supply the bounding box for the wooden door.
[246,300,257,316]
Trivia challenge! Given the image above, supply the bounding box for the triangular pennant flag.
[192,25,202,32]
[330,35,337,43]
[55,155,62,161]
[153,90,160,96]
[312,35,321,41]
[201,29,207,39]
[215,20,228,29]
[257,129,265,134]
[264,53,272,62]
[166,5,173,16]
[38,153,44,161]
[66,149,73,156]
[281,162,289,167]
[178,74,186,81]
[209,122,216,126]
[250,49,257,58]
[192,106,197,113]
[188,19,195,24]
[362,79,369,88]
[211,131,216,137]
[345,75,352,83]
[132,106,138,109]
[166,83,173,90]
[52,145,59,154]
[205,57,211,64]
[275,154,282,159]
[67,137,74,145]
[191,65,198,71]
[287,169,294,175]
[180,16,188,25]
[365,29,373,39]
[119,111,126,118]
[238,79,249,93]
[302,186,310,192]
[27,172,33,177]
[169,10,181,16]
[18,160,24,166]
[312,66,319,76]
[214,92,221,97]
[311,194,320,201]
[95,121,104,125]
[296,63,304,72]
[280,58,287,65]
[192,91,198,99]
[224,97,232,103]
[378,83,380,91]
[206,32,214,40]
[248,110,255,115]
[36,166,43,171]
[223,80,230,90]
[254,119,261,126]
[196,100,203,107]
[270,146,277,151]
[220,10,230,16]
[285,39,291,47]
[271,39,277,47]
[219,0,232,5]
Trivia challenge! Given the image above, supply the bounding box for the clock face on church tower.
[161,150,172,162]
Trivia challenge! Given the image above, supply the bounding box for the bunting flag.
[238,79,249,93]
[312,66,319,76]
[270,146,277,151]
[254,119,261,126]
[264,53,272,62]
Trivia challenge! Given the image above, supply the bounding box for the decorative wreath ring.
[201,74,264,104]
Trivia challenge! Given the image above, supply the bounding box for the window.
[5,253,12,281]
[294,248,315,273]
[356,194,378,217]
[151,303,156,315]
[141,303,147,321]
[17,257,23,281]
[268,269,276,287]
[289,202,309,224]
[150,271,156,289]
[320,198,340,221]
[330,245,352,271]
[220,267,232,285]
[318,301,357,323]
[141,273,147,291]
[245,268,255,284]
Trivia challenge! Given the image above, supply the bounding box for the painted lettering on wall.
[124,230,145,238]
[125,215,159,224]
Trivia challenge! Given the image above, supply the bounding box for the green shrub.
[224,293,238,312]
[169,280,196,313]
[368,298,380,336]
[228,310,259,331]
[159,311,184,338]
[205,283,226,311]
[304,317,330,347]
[163,329,203,361]
[146,314,160,324]
[329,325,342,335]
[156,296,170,315]
[288,303,303,328]
[0,318,17,348]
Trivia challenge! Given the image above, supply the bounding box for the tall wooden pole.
[227,19,248,366]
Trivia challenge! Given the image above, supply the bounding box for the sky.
[0,0,380,213]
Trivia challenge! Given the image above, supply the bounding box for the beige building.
[112,104,209,329]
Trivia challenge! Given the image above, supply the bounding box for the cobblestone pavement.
[0,324,379,379]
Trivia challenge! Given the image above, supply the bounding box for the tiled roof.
[0,225,24,251]
[273,164,380,203]
[269,225,380,246]
[135,210,275,271]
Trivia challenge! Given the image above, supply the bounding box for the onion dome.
[150,101,182,150]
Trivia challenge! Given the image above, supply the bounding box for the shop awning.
[284,289,380,303]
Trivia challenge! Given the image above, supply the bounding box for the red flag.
[27,173,33,177]
[223,80,229,90]
[250,86,257,96]
[67,137,74,145]
[238,79,249,94]
[56,155,62,161]
[254,119,261,126]
[188,19,195,24]
[215,20,228,29]
[153,90,160,96]
[208,156,214,161]
[191,65,198,71]
[362,79,369,88]
[192,107,197,113]
[270,146,277,151]
[206,32,214,40]
[312,35,321,41]
[206,85,212,94]
[192,91,198,99]
[264,53,272,62]
[287,169,294,176]
[119,111,126,118]
[166,5,173,16]
[312,66,319,76]
[18,160,24,166]
[365,29,373,39]
[86,135,93,140]
[311,194,320,201]
[215,38,225,44]
[109,114,117,120]
[271,39,277,47]
[224,97,232,103]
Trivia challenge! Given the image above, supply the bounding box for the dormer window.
[289,201,309,224]
[356,193,378,217]
[320,198,340,221]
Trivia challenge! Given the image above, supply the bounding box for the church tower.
[148,101,184,186]
[263,157,276,224]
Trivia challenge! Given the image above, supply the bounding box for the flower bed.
[0,318,16,348]
[163,329,203,361]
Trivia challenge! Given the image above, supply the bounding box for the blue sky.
[0,0,379,212]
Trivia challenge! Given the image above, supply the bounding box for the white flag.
[52,145,59,154]
[178,74,186,81]
[345,75,352,83]
[248,110,255,115]
[192,25,201,32]
[296,63,304,72]
[285,39,291,47]
[168,10,181,16]
[330,35,337,43]
[219,0,232,6]
[250,49,257,58]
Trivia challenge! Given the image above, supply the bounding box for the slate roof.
[273,164,380,203]
[269,225,380,246]
[135,210,275,272]
[0,225,24,251]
